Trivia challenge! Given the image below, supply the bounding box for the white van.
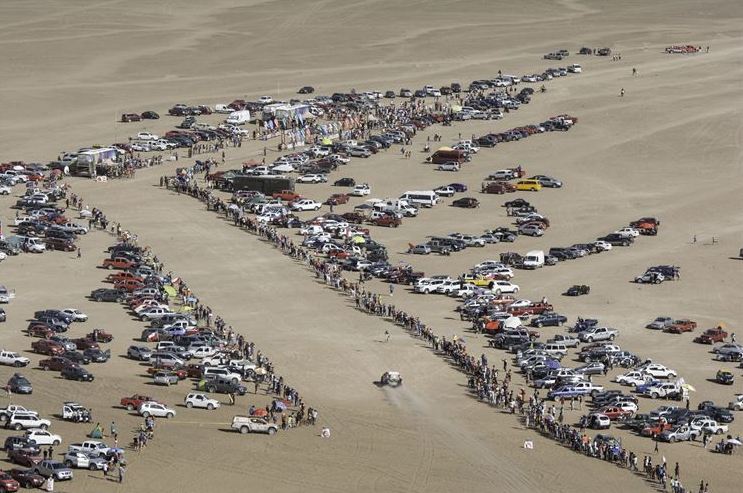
[214,104,233,113]
[399,191,438,207]
[523,250,545,269]
[225,110,251,125]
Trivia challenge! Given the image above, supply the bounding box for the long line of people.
[167,177,700,492]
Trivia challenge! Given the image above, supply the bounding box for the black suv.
[203,377,247,395]
[61,366,94,382]
[597,234,633,246]
[90,288,125,302]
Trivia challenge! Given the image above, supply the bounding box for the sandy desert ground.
[0,0,742,492]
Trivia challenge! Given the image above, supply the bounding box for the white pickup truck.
[578,326,618,343]
[231,416,278,435]
[63,451,108,470]
[0,350,30,367]
[0,404,35,422]
[67,440,111,456]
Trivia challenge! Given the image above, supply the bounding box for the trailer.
[228,175,295,195]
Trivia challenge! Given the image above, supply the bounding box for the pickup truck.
[271,190,301,202]
[0,350,30,367]
[63,451,108,470]
[373,215,401,227]
[578,327,618,343]
[67,441,110,457]
[0,405,36,422]
[231,416,278,435]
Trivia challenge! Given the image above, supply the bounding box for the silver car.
[34,460,74,480]
[127,345,152,361]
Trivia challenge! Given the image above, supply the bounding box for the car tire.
[40,424,48,430]
[107,265,113,270]
[537,322,543,328]
[669,436,676,443]
[142,411,150,418]
[651,392,659,399]
[207,403,214,410]
[186,402,193,409]
[166,412,174,419]
[239,425,249,434]
[268,427,277,435]
[89,464,97,471]
[586,337,593,343]
[207,386,215,393]
[95,296,103,302]
[126,404,134,411]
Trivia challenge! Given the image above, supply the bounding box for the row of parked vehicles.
[94,241,284,437]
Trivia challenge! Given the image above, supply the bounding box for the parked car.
[184,393,220,410]
[231,416,278,435]
[138,402,176,419]
[33,460,73,480]
[452,197,479,208]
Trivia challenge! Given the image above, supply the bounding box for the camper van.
[522,250,545,269]
[372,199,418,217]
[399,191,439,207]
[225,110,251,125]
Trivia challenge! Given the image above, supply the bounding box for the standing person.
[77,247,81,259]
[632,67,637,76]
[389,284,394,297]
[384,330,390,343]
[620,88,625,97]
[118,464,126,483]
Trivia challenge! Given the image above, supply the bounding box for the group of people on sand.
[165,146,720,490]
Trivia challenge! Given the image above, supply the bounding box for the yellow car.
[515,179,542,191]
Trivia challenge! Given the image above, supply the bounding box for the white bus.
[399,191,439,207]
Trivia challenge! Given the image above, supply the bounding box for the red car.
[147,367,187,379]
[39,356,77,372]
[30,340,65,356]
[272,190,301,202]
[665,319,697,334]
[27,325,54,338]
[72,338,100,350]
[0,471,18,493]
[482,182,516,194]
[120,394,156,411]
[185,364,204,379]
[641,419,672,437]
[107,271,143,283]
[597,406,634,421]
[121,113,141,122]
[8,468,44,489]
[372,215,401,227]
[694,327,728,344]
[87,329,113,343]
[325,193,349,205]
[114,279,145,292]
[102,257,136,270]
[7,448,42,467]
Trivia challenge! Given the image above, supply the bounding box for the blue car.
[636,380,662,394]
[547,386,582,400]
